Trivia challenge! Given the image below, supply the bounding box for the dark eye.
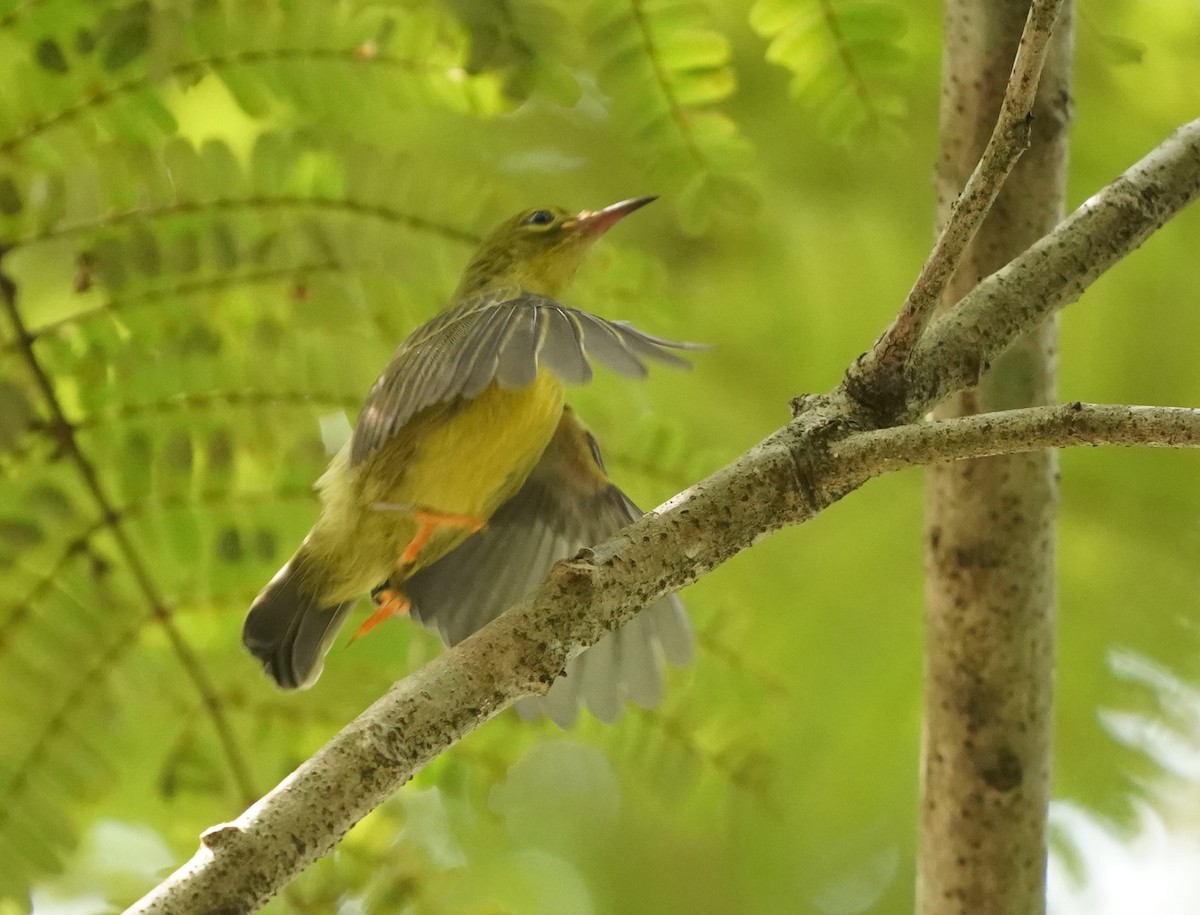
[524,209,555,226]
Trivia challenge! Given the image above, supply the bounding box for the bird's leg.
[398,508,486,565]
[371,502,488,565]
[350,585,412,643]
[349,506,486,644]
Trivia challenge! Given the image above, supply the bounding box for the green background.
[0,0,1198,912]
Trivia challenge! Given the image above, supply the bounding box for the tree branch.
[833,403,1200,478]
[127,118,1200,914]
[846,0,1067,411]
[903,116,1200,420]
[915,2,1071,910]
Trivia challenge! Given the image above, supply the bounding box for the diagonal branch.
[905,116,1200,416]
[627,0,710,169]
[127,117,1200,915]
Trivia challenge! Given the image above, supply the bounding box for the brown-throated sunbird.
[242,197,698,726]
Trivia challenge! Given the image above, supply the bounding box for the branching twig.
[126,118,1200,915]
[5,197,478,253]
[845,0,1068,414]
[903,117,1200,418]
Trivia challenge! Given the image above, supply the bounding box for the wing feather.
[537,307,593,384]
[494,307,546,390]
[461,305,519,399]
[350,291,700,465]
[575,312,647,378]
[440,304,509,400]
[404,409,692,726]
[608,320,696,369]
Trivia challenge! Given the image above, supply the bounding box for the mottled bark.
[919,1,1072,913]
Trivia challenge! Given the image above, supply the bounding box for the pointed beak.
[570,196,657,236]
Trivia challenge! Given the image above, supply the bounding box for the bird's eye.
[524,209,555,227]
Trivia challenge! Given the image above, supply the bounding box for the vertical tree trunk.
[919,3,1073,915]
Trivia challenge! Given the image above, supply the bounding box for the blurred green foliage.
[0,0,1198,912]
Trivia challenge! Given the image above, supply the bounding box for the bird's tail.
[242,555,355,690]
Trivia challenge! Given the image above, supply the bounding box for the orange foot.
[350,587,411,643]
[398,508,486,566]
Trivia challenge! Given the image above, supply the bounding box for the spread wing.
[403,408,693,727]
[351,290,701,464]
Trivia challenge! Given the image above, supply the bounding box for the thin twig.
[905,117,1200,416]
[6,197,478,253]
[832,403,1200,477]
[845,0,1067,414]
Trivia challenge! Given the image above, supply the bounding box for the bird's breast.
[396,368,566,518]
[303,369,566,604]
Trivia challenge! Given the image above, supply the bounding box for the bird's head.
[454,196,656,300]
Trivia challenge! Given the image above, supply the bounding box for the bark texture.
[919,2,1072,914]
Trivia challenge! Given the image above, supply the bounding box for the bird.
[242,196,698,726]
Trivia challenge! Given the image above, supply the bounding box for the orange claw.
[398,508,486,566]
[350,588,411,643]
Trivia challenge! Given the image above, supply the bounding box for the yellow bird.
[243,197,696,725]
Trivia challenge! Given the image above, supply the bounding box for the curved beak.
[570,196,657,236]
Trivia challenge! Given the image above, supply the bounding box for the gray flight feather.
[403,412,693,727]
[350,290,702,465]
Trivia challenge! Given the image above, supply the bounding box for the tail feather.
[243,559,355,690]
[513,593,691,726]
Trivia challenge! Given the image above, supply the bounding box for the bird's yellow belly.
[397,370,566,517]
[305,370,565,603]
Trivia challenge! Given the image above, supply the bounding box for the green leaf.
[585,0,757,230]
[34,39,69,74]
[101,18,149,71]
[751,0,911,143]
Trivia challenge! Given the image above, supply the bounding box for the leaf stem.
[0,248,259,807]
